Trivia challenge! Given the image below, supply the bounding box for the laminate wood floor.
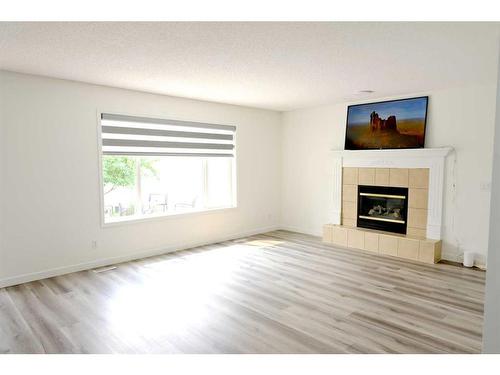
[0,231,485,354]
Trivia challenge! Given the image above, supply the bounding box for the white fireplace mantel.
[330,147,453,240]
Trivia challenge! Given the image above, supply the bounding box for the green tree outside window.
[102,156,157,194]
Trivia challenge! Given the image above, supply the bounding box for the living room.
[1,3,500,373]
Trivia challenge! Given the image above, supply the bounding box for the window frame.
[96,110,238,228]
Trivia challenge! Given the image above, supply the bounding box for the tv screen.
[344,96,428,150]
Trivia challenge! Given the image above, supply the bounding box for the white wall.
[482,45,500,353]
[0,71,282,287]
[281,83,498,266]
[1,69,497,286]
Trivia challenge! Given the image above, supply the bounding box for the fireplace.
[357,185,408,234]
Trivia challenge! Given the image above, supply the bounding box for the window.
[100,113,236,223]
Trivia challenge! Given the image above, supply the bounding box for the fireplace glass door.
[357,185,408,234]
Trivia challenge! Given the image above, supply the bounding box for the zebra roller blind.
[100,113,236,157]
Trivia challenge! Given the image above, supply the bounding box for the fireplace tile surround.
[330,147,452,238]
[342,167,428,236]
[324,147,452,264]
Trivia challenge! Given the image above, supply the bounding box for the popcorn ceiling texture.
[0,22,498,111]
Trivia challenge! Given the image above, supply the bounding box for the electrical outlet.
[91,240,98,249]
[480,182,491,192]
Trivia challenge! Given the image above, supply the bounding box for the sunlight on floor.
[244,239,285,247]
[105,240,276,343]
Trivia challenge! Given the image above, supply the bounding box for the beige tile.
[363,232,379,253]
[342,184,358,202]
[435,241,442,262]
[409,188,429,209]
[419,240,441,264]
[409,168,430,189]
[342,218,356,227]
[342,201,357,220]
[379,234,398,256]
[407,227,427,239]
[343,167,358,185]
[398,238,419,260]
[389,168,409,187]
[408,208,428,229]
[332,226,348,247]
[347,228,364,249]
[374,168,390,186]
[323,225,334,243]
[358,168,375,185]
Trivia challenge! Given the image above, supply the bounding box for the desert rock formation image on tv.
[345,97,428,150]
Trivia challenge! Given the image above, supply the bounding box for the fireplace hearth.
[357,185,408,234]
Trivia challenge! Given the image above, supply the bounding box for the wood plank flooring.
[0,231,485,353]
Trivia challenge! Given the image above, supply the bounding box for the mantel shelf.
[330,147,453,159]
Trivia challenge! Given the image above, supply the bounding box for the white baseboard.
[0,223,487,288]
[441,250,461,263]
[279,225,322,237]
[0,225,280,289]
[441,249,487,269]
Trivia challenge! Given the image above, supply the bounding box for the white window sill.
[102,205,238,228]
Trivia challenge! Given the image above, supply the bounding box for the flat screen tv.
[344,96,428,150]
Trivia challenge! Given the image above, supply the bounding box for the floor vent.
[92,266,117,273]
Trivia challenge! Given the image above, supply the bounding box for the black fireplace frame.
[357,185,409,235]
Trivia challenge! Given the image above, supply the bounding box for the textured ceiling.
[1,22,499,111]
